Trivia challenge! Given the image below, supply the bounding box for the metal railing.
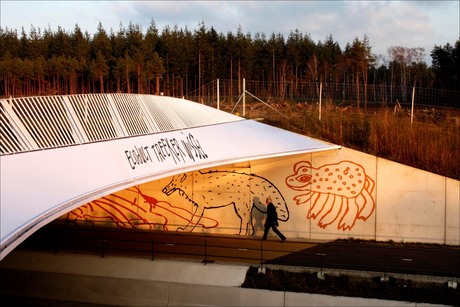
[20,223,460,279]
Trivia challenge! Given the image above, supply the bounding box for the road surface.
[19,222,460,278]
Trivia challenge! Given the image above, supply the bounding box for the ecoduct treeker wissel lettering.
[124,133,208,170]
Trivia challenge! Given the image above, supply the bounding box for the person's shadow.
[251,197,266,236]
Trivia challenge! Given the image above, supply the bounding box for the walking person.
[262,197,286,241]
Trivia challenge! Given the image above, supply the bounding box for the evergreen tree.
[0,22,456,99]
[431,41,459,90]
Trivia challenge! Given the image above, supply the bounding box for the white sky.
[1,0,459,65]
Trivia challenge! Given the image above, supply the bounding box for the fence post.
[411,86,415,124]
[319,82,322,121]
[217,79,220,110]
[243,78,246,117]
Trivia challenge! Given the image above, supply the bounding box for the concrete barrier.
[0,250,449,306]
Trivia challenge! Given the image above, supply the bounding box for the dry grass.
[236,100,460,180]
[367,109,459,179]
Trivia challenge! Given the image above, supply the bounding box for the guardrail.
[19,223,460,279]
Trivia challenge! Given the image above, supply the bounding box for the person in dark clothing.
[262,197,286,241]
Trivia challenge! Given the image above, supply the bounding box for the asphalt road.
[20,223,460,278]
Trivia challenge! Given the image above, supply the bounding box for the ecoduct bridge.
[0,94,339,260]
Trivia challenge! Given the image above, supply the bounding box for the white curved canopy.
[0,94,339,260]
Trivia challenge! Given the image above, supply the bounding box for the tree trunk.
[99,72,104,93]
[137,63,141,94]
[156,75,160,95]
[126,65,130,94]
[356,73,360,110]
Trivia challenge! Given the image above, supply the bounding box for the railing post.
[448,251,458,289]
[100,230,105,258]
[316,252,326,279]
[258,241,265,273]
[151,236,155,261]
[381,247,389,282]
[203,236,208,264]
[52,228,59,255]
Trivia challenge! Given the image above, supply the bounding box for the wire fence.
[185,79,460,112]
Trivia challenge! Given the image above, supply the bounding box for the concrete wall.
[2,269,428,306]
[0,250,441,307]
[60,145,460,245]
[375,157,459,244]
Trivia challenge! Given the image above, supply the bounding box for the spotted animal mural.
[285,160,375,230]
[162,170,289,235]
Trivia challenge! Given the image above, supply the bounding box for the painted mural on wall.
[63,159,375,234]
[285,160,375,230]
[162,170,289,235]
[63,169,289,235]
[65,186,219,230]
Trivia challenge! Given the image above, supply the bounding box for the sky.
[1,0,459,65]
